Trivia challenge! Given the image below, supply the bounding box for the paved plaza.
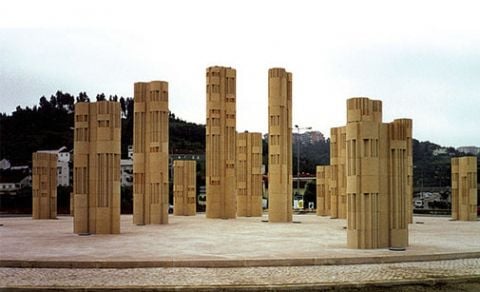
[1,214,479,290]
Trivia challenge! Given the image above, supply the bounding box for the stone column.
[329,128,339,218]
[316,165,328,216]
[237,132,263,217]
[32,152,57,219]
[330,126,349,219]
[388,119,410,248]
[206,66,237,219]
[452,156,478,221]
[268,68,293,222]
[337,127,347,219]
[346,97,387,248]
[173,160,197,216]
[73,101,121,234]
[133,81,169,225]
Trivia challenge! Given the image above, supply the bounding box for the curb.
[2,251,480,269]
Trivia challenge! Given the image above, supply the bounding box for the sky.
[1,0,479,147]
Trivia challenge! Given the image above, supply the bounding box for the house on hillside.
[0,168,31,196]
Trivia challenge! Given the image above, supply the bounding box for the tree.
[96,93,106,101]
[76,92,89,103]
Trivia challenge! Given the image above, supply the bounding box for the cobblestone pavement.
[1,258,479,290]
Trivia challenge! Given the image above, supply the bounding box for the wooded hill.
[1,92,478,188]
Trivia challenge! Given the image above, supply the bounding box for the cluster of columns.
[316,98,413,249]
[346,98,412,249]
[35,66,478,252]
[204,66,291,221]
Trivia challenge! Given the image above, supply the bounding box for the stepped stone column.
[330,127,348,219]
[206,66,237,219]
[133,81,169,225]
[330,126,347,219]
[395,119,414,224]
[330,128,338,218]
[388,119,410,248]
[173,160,197,216]
[346,97,388,248]
[32,152,57,219]
[268,68,293,222]
[74,101,121,234]
[346,97,411,249]
[237,132,263,217]
[316,165,328,216]
[451,156,478,221]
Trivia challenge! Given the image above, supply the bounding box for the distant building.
[306,131,325,143]
[457,146,480,155]
[120,159,133,187]
[293,131,325,145]
[0,168,31,195]
[433,147,448,156]
[127,145,133,159]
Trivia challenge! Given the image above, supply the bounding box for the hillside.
[0,93,205,164]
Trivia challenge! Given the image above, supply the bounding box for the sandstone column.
[268,68,293,222]
[32,152,57,219]
[133,81,169,225]
[73,101,121,234]
[451,156,478,221]
[173,160,196,216]
[206,66,237,219]
[330,126,347,219]
[237,132,263,217]
[388,119,410,248]
[316,165,328,216]
[346,97,387,248]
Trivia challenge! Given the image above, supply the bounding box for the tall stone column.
[237,132,263,217]
[329,135,339,219]
[388,119,410,248]
[336,127,347,218]
[32,152,57,219]
[452,156,478,221]
[398,119,414,224]
[268,68,293,222]
[330,127,348,219]
[451,158,460,220]
[206,66,237,219]
[73,101,121,234]
[346,97,387,248]
[173,160,197,216]
[133,81,169,225]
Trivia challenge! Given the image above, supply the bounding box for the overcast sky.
[1,0,479,147]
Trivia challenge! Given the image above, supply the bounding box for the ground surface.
[0,214,479,290]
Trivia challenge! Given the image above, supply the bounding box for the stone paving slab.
[0,214,479,268]
[1,259,479,291]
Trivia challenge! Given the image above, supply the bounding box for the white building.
[0,168,31,195]
[457,146,480,155]
[121,159,133,187]
[432,147,448,156]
